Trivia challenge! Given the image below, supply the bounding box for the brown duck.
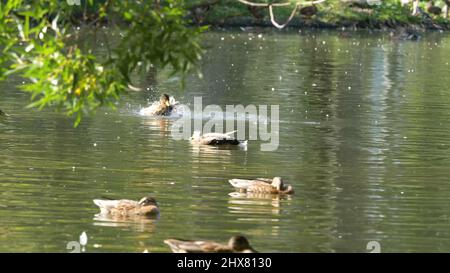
[228,177,294,194]
[93,196,159,217]
[140,94,176,116]
[164,235,257,253]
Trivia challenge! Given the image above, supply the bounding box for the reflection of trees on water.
[3,31,450,252]
[141,117,172,137]
[228,192,293,236]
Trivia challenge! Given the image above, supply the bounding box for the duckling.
[164,235,257,253]
[190,130,247,146]
[427,1,442,16]
[93,196,159,217]
[229,177,294,194]
[140,94,175,116]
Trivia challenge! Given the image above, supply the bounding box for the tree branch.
[236,0,327,29]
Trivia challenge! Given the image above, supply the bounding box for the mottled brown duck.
[229,177,294,194]
[93,196,159,217]
[164,235,257,253]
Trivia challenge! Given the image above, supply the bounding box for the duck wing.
[228,178,272,190]
[164,239,229,253]
[228,179,257,190]
[229,178,273,189]
[140,102,171,116]
[247,181,278,193]
[93,199,138,214]
[255,178,273,183]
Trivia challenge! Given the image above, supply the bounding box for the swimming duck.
[93,196,159,217]
[164,235,257,253]
[140,94,176,116]
[228,177,294,194]
[190,130,247,146]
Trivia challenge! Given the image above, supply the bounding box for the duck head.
[160,94,171,107]
[271,177,284,190]
[228,235,255,252]
[138,196,158,207]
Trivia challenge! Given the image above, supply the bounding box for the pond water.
[1,29,450,253]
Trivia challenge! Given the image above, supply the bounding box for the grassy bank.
[185,0,450,30]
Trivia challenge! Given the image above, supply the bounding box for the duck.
[190,130,247,146]
[164,235,257,253]
[93,196,159,217]
[140,94,177,116]
[427,1,442,16]
[228,177,294,194]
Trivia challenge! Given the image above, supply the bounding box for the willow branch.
[269,4,299,29]
[237,0,327,29]
[237,0,327,7]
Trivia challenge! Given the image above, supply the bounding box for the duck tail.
[93,199,117,214]
[228,179,251,189]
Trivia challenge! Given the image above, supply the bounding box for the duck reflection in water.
[92,196,159,232]
[93,213,158,232]
[191,141,247,156]
[228,191,292,216]
[227,192,291,236]
[142,117,172,136]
